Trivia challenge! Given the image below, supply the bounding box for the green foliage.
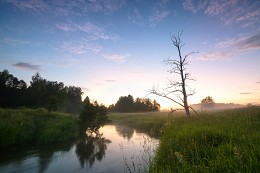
[150,107,260,172]
[0,69,83,114]
[79,97,110,133]
[108,94,160,112]
[0,108,79,148]
[0,69,27,108]
[48,96,58,112]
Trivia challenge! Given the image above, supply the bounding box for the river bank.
[0,108,79,148]
[150,107,260,172]
[0,124,157,173]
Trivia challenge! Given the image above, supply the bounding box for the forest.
[0,69,160,113]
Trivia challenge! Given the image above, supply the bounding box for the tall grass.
[0,108,79,148]
[120,136,159,173]
[150,107,260,172]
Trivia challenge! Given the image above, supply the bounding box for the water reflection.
[115,125,134,140]
[38,142,73,173]
[0,141,74,173]
[0,125,158,173]
[75,132,111,168]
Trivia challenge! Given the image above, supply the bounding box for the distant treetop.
[108,94,160,112]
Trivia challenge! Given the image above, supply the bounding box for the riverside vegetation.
[0,108,79,148]
[1,106,259,172]
[109,107,260,172]
[0,97,109,149]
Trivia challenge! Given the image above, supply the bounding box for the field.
[0,108,79,148]
[109,107,260,172]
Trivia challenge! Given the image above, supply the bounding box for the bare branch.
[167,79,183,88]
[164,59,180,65]
[183,51,199,63]
[189,106,198,115]
[184,73,196,81]
[186,88,196,97]
[149,88,184,108]
[168,108,185,116]
[165,89,183,96]
[168,69,181,75]
[150,31,198,117]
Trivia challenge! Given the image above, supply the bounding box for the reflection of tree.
[75,132,111,168]
[38,142,73,173]
[0,141,74,173]
[115,125,134,140]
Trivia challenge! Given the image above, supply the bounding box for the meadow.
[0,108,79,148]
[109,107,260,172]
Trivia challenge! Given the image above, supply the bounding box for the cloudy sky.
[0,0,260,109]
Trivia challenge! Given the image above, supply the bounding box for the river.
[0,124,159,173]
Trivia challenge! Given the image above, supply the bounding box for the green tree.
[48,96,58,112]
[114,94,135,112]
[63,86,83,114]
[109,95,161,112]
[79,97,110,133]
[0,69,27,108]
[27,72,48,108]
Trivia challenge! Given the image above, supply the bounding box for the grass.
[120,136,159,173]
[0,108,79,148]
[150,107,260,172]
[2,107,259,172]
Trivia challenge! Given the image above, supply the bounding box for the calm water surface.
[0,124,158,173]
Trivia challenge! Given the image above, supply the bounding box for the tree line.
[108,94,160,112]
[0,69,83,114]
[0,69,160,114]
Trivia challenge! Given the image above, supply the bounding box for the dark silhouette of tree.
[27,72,48,108]
[62,86,83,114]
[26,72,83,113]
[0,70,83,114]
[201,96,214,104]
[108,94,160,112]
[48,96,58,112]
[79,96,110,133]
[149,31,197,116]
[201,96,215,109]
[0,69,27,108]
[114,94,135,112]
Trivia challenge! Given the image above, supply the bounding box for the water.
[0,124,158,173]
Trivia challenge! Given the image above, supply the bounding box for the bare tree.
[149,31,197,116]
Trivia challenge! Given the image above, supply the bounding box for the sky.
[0,0,260,109]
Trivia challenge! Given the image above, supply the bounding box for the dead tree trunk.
[150,31,197,116]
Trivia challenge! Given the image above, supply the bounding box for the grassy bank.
[109,111,170,137]
[150,107,260,172]
[0,108,79,148]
